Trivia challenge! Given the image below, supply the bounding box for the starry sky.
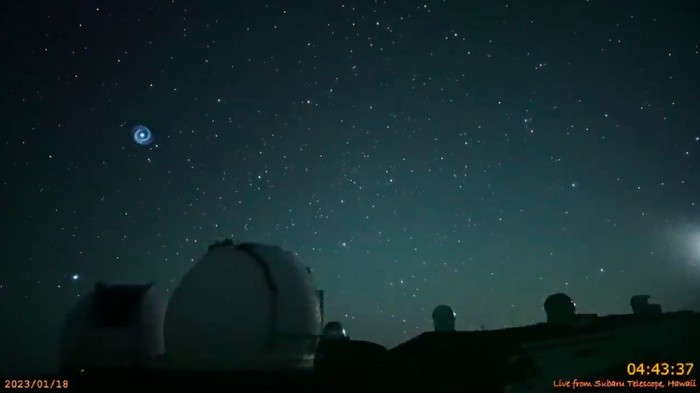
[2,0,700,374]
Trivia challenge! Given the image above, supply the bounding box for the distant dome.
[432,305,455,321]
[164,241,322,370]
[431,305,456,332]
[59,283,164,373]
[322,321,348,339]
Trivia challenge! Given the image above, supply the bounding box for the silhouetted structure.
[314,321,387,382]
[59,282,164,374]
[316,290,325,323]
[431,304,456,332]
[630,294,662,315]
[322,321,349,340]
[543,293,576,324]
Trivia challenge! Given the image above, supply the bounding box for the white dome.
[59,283,165,372]
[164,241,322,370]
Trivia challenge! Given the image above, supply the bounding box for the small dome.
[431,305,456,332]
[164,241,322,370]
[59,283,164,373]
[432,305,455,321]
[544,293,576,324]
[322,321,348,339]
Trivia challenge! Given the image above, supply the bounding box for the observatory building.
[59,283,165,373]
[164,240,322,370]
[59,240,323,373]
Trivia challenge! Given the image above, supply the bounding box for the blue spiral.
[132,125,153,146]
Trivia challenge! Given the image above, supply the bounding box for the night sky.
[2,0,699,374]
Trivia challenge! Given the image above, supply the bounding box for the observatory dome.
[59,283,164,373]
[164,240,322,370]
